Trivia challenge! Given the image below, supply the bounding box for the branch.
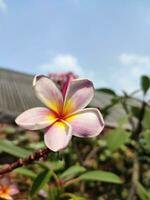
[84,146,99,165]
[122,96,146,200]
[73,142,84,166]
[0,148,51,176]
[64,177,80,187]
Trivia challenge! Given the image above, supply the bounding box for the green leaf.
[48,187,60,200]
[141,75,150,94]
[0,139,32,158]
[131,106,141,118]
[0,127,16,134]
[137,182,150,200]
[14,167,36,178]
[142,130,150,151]
[111,97,120,104]
[60,165,86,180]
[49,160,65,171]
[97,88,116,96]
[30,169,51,196]
[104,128,131,152]
[29,142,45,150]
[61,193,86,200]
[79,170,122,184]
[142,107,150,130]
[117,116,129,127]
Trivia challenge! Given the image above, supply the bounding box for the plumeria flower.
[0,177,19,200]
[16,76,104,151]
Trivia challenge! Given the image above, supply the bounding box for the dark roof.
[0,68,141,129]
[0,68,42,122]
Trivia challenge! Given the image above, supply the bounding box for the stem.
[84,146,99,165]
[64,177,80,187]
[127,156,139,200]
[0,148,51,176]
[73,142,84,166]
[126,100,146,199]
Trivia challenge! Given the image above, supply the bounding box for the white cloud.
[0,0,7,13]
[38,54,101,87]
[117,53,150,92]
[119,53,150,78]
[119,53,150,66]
[39,54,84,75]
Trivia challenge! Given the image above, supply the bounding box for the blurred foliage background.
[0,74,150,200]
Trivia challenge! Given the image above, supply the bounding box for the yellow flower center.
[0,186,11,197]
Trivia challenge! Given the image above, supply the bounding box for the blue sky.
[0,0,150,92]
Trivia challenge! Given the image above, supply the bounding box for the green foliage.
[141,130,150,151]
[79,170,122,184]
[0,126,16,134]
[97,88,116,96]
[142,107,150,130]
[48,187,60,200]
[137,182,150,200]
[60,165,86,180]
[49,160,65,171]
[131,106,141,118]
[141,75,150,94]
[0,139,32,158]
[61,193,86,200]
[117,116,129,127]
[14,167,36,178]
[29,142,45,150]
[1,74,150,199]
[103,128,131,152]
[30,169,51,196]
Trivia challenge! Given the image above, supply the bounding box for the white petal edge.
[15,107,57,130]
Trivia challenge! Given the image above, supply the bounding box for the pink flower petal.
[33,76,63,114]
[44,120,72,152]
[66,108,104,137]
[9,185,19,195]
[63,79,94,115]
[15,107,57,130]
